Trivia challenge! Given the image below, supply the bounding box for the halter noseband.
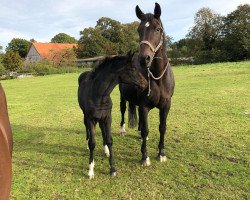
[139,30,169,96]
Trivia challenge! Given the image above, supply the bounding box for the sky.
[0,0,249,51]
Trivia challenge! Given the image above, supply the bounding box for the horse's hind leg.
[99,121,109,157]
[87,120,96,179]
[158,100,171,162]
[84,117,90,149]
[120,95,127,136]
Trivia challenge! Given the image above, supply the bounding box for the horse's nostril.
[145,56,151,63]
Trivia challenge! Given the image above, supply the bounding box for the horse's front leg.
[158,100,171,162]
[87,120,96,179]
[139,106,150,166]
[104,113,116,176]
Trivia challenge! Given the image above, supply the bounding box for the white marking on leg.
[120,123,126,136]
[159,155,167,162]
[139,135,149,141]
[111,171,117,177]
[142,157,151,166]
[104,145,110,157]
[86,139,89,150]
[88,161,95,179]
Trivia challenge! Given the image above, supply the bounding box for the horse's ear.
[136,5,144,20]
[127,51,135,63]
[154,3,161,19]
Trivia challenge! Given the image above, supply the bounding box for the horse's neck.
[93,69,118,97]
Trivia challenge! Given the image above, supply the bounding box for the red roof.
[32,43,77,58]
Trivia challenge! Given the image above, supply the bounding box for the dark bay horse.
[78,53,147,179]
[119,3,175,166]
[0,84,13,200]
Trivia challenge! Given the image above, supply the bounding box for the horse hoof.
[88,170,94,179]
[104,145,110,157]
[110,171,117,177]
[158,155,167,162]
[120,131,126,136]
[88,174,94,179]
[120,124,126,136]
[141,157,151,167]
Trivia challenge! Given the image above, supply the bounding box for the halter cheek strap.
[140,33,164,52]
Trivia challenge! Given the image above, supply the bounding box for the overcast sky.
[0,0,249,51]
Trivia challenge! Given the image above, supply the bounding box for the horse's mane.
[91,55,127,78]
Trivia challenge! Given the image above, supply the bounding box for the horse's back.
[78,71,93,86]
[0,83,12,200]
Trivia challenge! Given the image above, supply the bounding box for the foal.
[78,53,147,179]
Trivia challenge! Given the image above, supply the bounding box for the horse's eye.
[156,27,161,32]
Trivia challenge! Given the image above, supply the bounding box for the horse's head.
[136,3,164,68]
[119,52,148,90]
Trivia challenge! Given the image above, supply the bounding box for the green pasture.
[1,61,249,199]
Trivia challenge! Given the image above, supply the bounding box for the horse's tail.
[128,102,137,128]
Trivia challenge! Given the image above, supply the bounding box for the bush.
[24,59,82,75]
[194,49,227,64]
[0,65,6,75]
[2,51,23,71]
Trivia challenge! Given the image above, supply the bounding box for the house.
[26,43,77,62]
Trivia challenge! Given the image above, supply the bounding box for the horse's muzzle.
[139,55,151,67]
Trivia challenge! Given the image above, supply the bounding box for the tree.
[51,33,77,44]
[222,4,250,61]
[2,51,22,71]
[186,7,224,63]
[0,48,5,74]
[188,7,223,51]
[30,38,37,43]
[95,17,125,54]
[6,38,31,58]
[77,27,106,58]
[96,17,123,43]
[122,21,140,53]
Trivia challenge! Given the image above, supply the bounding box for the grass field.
[1,61,250,199]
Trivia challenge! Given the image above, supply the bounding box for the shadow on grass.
[11,124,88,175]
[11,124,126,177]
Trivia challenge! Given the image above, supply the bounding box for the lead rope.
[147,61,169,96]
